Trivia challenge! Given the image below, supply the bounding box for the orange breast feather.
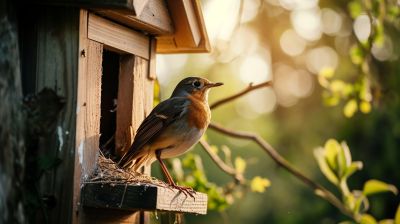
[187,95,210,129]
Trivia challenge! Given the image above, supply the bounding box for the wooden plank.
[73,9,89,224]
[33,6,80,223]
[97,0,173,35]
[133,0,150,16]
[115,55,135,156]
[165,0,200,47]
[88,13,150,59]
[156,0,211,53]
[148,38,157,80]
[31,0,135,11]
[81,183,208,215]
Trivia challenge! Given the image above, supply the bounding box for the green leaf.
[319,67,335,78]
[325,139,341,171]
[360,101,372,114]
[344,99,358,118]
[314,147,339,185]
[250,176,271,193]
[363,179,398,196]
[323,95,340,106]
[330,80,346,94]
[234,157,246,174]
[378,219,394,224]
[360,214,377,224]
[348,1,363,18]
[344,161,363,178]
[395,204,400,224]
[373,20,385,47]
[350,45,364,65]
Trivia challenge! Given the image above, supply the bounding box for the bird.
[118,76,223,195]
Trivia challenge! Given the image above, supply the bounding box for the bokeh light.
[321,8,342,35]
[239,53,272,83]
[353,14,371,42]
[280,29,306,56]
[291,8,322,41]
[305,46,338,74]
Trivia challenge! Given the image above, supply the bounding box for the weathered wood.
[133,0,150,16]
[97,0,173,35]
[73,9,89,224]
[82,183,208,215]
[115,55,136,155]
[148,38,157,80]
[31,6,80,224]
[0,1,26,222]
[31,0,135,11]
[88,13,150,58]
[157,0,211,53]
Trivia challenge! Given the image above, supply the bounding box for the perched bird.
[118,77,223,194]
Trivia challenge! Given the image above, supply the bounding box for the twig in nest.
[86,153,168,188]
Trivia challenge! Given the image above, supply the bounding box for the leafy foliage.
[314,139,398,223]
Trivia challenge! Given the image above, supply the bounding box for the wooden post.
[0,1,26,222]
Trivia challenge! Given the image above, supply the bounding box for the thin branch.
[210,81,273,110]
[208,122,354,219]
[199,139,244,183]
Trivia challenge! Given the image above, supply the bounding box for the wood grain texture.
[88,13,150,58]
[148,38,157,80]
[33,6,80,223]
[133,0,150,16]
[156,0,211,53]
[115,55,135,155]
[31,0,135,11]
[97,0,173,35]
[82,183,208,215]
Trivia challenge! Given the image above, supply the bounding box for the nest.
[86,152,168,188]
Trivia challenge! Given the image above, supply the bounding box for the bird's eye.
[192,80,202,88]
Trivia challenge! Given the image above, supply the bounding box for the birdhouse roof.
[95,0,211,53]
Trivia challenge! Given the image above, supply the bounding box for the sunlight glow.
[353,14,371,42]
[203,0,240,42]
[279,0,318,10]
[239,54,271,83]
[280,29,306,56]
[291,8,322,41]
[305,46,338,74]
[321,8,342,35]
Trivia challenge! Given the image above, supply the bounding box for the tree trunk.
[0,0,26,223]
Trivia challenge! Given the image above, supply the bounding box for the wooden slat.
[115,55,135,155]
[156,0,211,53]
[88,13,150,59]
[33,6,80,223]
[97,0,173,35]
[73,9,89,224]
[148,38,157,80]
[82,183,208,215]
[165,0,200,47]
[133,0,150,16]
[31,0,135,11]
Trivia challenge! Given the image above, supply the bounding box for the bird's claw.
[170,185,196,198]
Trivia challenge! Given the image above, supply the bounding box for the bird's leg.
[155,150,195,197]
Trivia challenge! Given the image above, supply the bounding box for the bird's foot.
[170,184,196,198]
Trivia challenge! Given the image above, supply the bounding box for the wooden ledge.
[81,183,208,215]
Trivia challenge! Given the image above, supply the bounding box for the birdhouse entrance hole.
[99,50,120,157]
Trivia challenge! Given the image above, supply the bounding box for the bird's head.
[171,77,223,101]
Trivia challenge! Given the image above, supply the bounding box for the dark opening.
[99,50,120,157]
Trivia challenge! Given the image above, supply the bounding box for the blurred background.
[153,0,400,223]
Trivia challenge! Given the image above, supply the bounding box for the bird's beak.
[206,82,224,88]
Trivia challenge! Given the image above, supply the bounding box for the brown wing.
[118,97,188,168]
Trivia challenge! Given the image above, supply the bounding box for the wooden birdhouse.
[15,0,210,223]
